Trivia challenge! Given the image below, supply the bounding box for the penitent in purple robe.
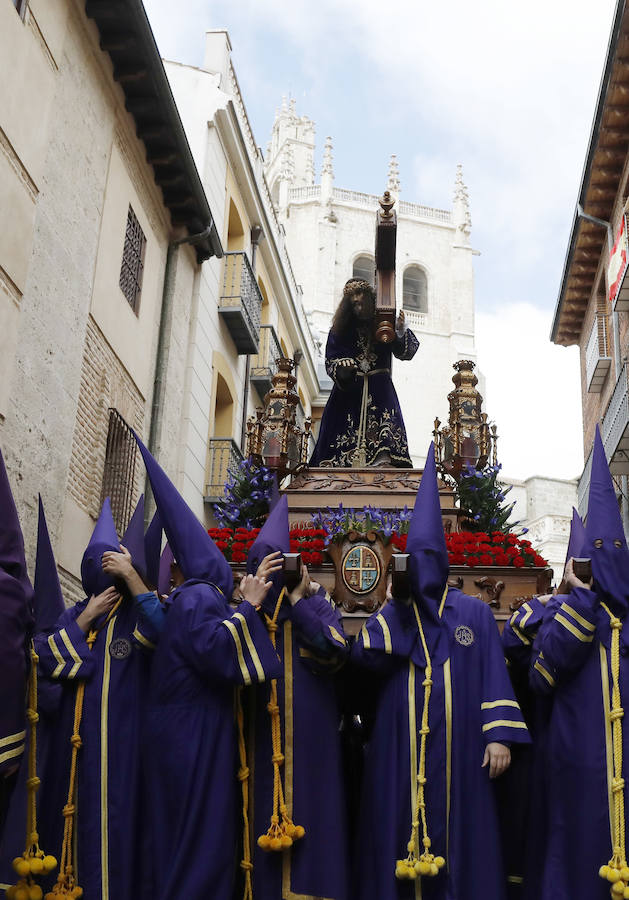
[352,443,529,900]
[134,433,281,900]
[245,498,349,900]
[310,324,418,468]
[353,589,529,900]
[501,508,586,900]
[534,427,629,900]
[0,449,34,790]
[32,498,157,900]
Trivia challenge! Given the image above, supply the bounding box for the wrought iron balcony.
[585,313,612,393]
[218,251,262,354]
[204,437,244,503]
[250,325,283,399]
[602,362,629,474]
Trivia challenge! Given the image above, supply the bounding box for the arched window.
[403,266,427,313]
[226,199,245,251]
[352,255,375,287]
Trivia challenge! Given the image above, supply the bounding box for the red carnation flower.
[513,557,525,568]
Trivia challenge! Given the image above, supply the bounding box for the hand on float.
[537,593,554,605]
[239,573,272,609]
[256,550,283,581]
[76,586,120,632]
[564,557,592,591]
[482,742,511,778]
[308,579,321,596]
[288,564,311,606]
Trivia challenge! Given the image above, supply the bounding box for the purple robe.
[352,589,530,900]
[534,587,629,900]
[31,597,156,900]
[502,596,557,900]
[310,325,418,468]
[143,579,281,900]
[248,587,349,900]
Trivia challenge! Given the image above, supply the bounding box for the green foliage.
[454,463,517,534]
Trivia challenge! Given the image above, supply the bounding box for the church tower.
[264,97,315,217]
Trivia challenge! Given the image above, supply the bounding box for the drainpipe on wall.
[576,205,629,532]
[240,225,265,451]
[145,226,213,518]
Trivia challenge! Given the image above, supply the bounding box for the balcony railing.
[205,438,244,503]
[602,363,629,474]
[250,325,283,399]
[218,251,262,354]
[585,313,612,393]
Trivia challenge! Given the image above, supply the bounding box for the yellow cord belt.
[599,603,629,899]
[395,605,446,882]
[257,589,305,852]
[6,644,58,900]
[46,600,121,900]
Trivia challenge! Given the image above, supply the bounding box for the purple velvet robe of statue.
[352,589,530,900]
[248,587,349,900]
[310,325,418,468]
[142,579,281,900]
[533,587,629,900]
[31,597,156,900]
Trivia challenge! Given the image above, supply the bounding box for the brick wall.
[67,315,144,521]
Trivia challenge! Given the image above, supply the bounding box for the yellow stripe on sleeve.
[222,619,252,685]
[376,614,392,654]
[482,720,528,733]
[233,612,265,682]
[0,730,25,749]
[534,659,556,687]
[47,633,65,678]
[556,613,594,642]
[132,627,156,651]
[481,699,521,711]
[328,625,346,646]
[59,627,83,678]
[560,602,596,632]
[0,743,25,766]
[360,624,371,649]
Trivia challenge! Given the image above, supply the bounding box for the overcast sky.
[143,0,617,482]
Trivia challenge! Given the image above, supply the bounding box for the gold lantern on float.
[246,357,312,478]
[433,359,498,479]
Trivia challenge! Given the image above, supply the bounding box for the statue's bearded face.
[350,291,373,321]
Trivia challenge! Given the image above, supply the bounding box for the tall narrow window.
[352,255,375,286]
[119,205,146,314]
[403,266,428,313]
[101,409,137,534]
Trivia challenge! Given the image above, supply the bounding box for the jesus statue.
[309,278,418,468]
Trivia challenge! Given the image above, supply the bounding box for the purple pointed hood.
[158,543,174,598]
[0,449,33,606]
[405,442,449,660]
[144,509,162,590]
[565,507,586,565]
[121,495,147,581]
[34,496,64,633]
[246,495,290,614]
[80,498,120,598]
[133,433,233,596]
[584,425,629,613]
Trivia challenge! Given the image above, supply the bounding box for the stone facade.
[0,0,205,590]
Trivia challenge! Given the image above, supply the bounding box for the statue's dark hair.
[331,279,376,335]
